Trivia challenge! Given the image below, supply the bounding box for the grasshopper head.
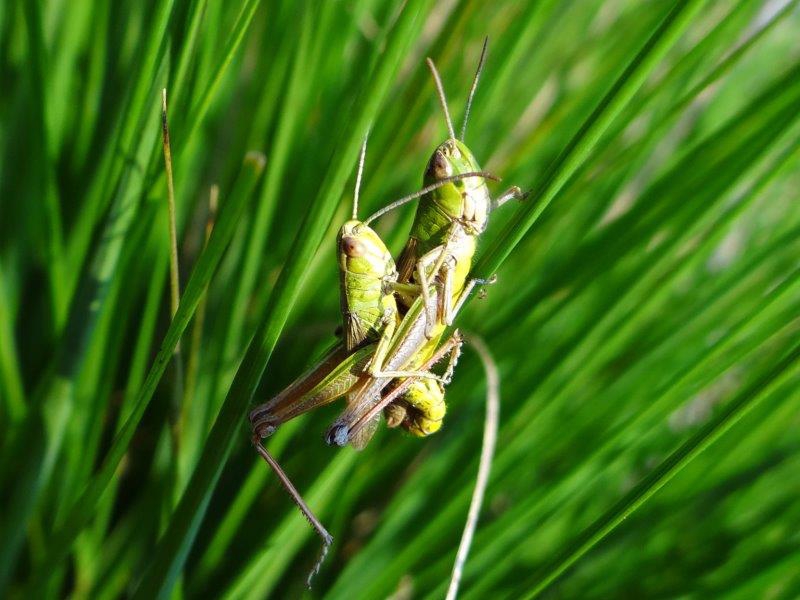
[424,139,491,233]
[337,220,396,279]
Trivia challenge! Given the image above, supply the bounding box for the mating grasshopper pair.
[248,42,525,586]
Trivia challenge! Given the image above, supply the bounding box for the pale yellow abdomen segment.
[402,379,446,436]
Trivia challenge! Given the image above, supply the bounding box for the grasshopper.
[326,40,526,447]
[248,139,494,584]
[248,140,495,444]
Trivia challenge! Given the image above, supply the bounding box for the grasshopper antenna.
[251,435,333,587]
[353,135,368,219]
[426,58,456,141]
[364,171,500,226]
[460,37,488,141]
[446,333,499,600]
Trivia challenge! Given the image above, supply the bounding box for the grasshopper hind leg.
[251,435,333,588]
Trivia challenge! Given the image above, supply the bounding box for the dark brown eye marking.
[426,150,449,180]
[341,236,365,257]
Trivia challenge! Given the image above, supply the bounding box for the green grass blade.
[5,2,800,596]
[21,0,67,328]
[522,339,800,598]
[475,0,705,278]
[130,3,433,597]
[0,263,25,422]
[23,153,265,588]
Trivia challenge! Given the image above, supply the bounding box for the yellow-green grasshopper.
[247,141,496,444]
[248,139,495,584]
[327,41,526,446]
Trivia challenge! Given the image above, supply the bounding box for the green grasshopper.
[326,40,526,446]
[248,139,494,584]
[249,40,521,583]
[248,141,495,445]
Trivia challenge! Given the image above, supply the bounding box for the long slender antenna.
[364,171,499,225]
[353,136,368,219]
[426,58,456,140]
[446,333,499,600]
[252,436,333,588]
[460,37,489,141]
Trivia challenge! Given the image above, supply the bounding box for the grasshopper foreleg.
[491,185,528,210]
[415,238,497,330]
[413,224,462,337]
[447,273,498,326]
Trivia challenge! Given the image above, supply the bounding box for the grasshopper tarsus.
[476,274,498,300]
[306,537,332,589]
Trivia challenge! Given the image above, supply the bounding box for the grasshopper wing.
[348,414,380,450]
[395,236,419,285]
[337,377,381,451]
[343,311,369,352]
[250,344,375,436]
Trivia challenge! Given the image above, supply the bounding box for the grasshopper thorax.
[337,219,398,350]
[423,139,491,235]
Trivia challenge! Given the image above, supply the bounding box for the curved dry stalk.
[447,333,500,600]
[161,88,181,322]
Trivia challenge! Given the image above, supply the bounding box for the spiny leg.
[414,224,461,336]
[364,311,446,382]
[447,273,498,327]
[251,435,333,588]
[440,332,464,384]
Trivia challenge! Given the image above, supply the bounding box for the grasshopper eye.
[426,150,451,180]
[341,236,365,257]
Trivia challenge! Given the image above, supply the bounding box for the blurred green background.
[2,0,800,597]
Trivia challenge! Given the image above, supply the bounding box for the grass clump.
[1,0,799,597]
